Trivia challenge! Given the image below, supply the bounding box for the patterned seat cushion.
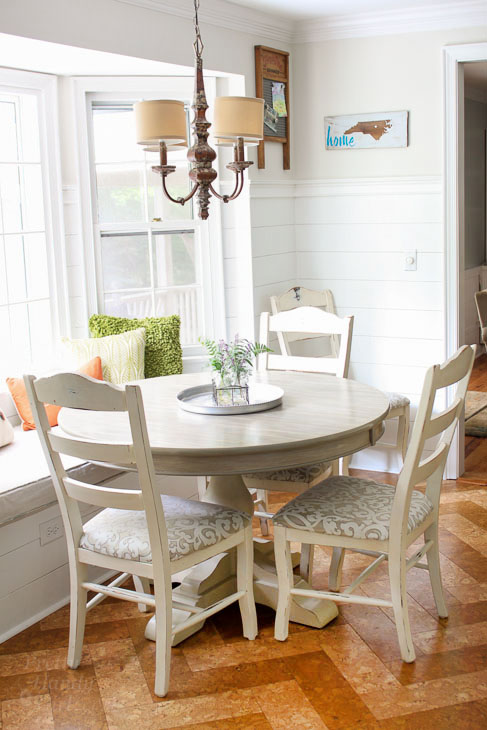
[273,476,433,541]
[386,391,410,409]
[79,495,250,563]
[242,462,330,485]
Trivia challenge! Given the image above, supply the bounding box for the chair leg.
[425,523,448,618]
[133,575,151,613]
[329,547,345,591]
[341,456,351,476]
[256,489,270,536]
[67,562,88,669]
[153,578,173,698]
[274,526,294,641]
[396,405,410,463]
[388,556,415,662]
[299,543,315,583]
[197,476,208,501]
[237,526,258,640]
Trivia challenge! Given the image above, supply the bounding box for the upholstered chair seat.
[273,475,433,541]
[80,496,250,563]
[243,462,330,488]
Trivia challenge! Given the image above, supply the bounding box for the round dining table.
[58,369,390,644]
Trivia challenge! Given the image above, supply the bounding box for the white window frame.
[0,67,68,365]
[72,76,226,359]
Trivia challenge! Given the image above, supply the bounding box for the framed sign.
[255,46,290,170]
[324,111,408,150]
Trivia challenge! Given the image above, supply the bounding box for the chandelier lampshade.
[213,97,264,145]
[134,100,188,145]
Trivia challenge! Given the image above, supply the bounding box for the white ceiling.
[224,0,448,21]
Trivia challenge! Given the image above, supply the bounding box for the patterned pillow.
[62,328,146,384]
[89,314,183,379]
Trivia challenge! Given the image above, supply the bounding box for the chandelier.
[134,0,264,220]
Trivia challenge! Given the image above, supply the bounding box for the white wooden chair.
[24,372,257,697]
[271,286,410,472]
[242,306,354,544]
[272,345,474,662]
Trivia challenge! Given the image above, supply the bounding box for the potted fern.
[199,335,271,406]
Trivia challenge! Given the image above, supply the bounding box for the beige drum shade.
[134,100,187,145]
[213,96,264,144]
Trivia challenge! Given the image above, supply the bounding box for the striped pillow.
[62,328,146,384]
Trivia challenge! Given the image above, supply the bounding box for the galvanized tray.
[176,383,283,416]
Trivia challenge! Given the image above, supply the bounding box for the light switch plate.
[404,250,417,271]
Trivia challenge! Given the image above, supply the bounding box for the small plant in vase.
[199,335,272,406]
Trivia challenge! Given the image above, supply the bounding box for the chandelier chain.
[193,0,204,59]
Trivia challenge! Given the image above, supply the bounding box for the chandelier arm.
[161,175,200,205]
[208,171,243,203]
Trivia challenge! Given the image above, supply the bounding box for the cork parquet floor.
[2,362,487,729]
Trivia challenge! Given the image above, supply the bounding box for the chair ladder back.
[270,286,340,358]
[48,431,135,466]
[259,307,353,378]
[63,477,144,511]
[391,346,474,537]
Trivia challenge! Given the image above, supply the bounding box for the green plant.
[199,334,271,385]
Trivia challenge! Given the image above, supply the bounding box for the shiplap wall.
[63,185,88,339]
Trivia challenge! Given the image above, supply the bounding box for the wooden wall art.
[255,46,290,170]
[324,111,409,150]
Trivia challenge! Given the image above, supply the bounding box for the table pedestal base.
[144,475,338,645]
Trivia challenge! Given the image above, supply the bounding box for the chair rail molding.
[443,41,487,479]
[249,176,442,199]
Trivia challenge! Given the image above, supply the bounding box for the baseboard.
[0,568,116,644]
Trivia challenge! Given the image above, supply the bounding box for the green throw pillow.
[89,314,183,378]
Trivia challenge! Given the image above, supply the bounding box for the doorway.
[444,42,487,479]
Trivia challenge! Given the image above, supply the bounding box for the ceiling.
[224,0,448,21]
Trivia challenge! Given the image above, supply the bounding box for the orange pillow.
[6,357,104,432]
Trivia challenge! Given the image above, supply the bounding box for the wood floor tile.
[104,687,260,729]
[254,679,328,729]
[48,665,107,730]
[446,582,487,603]
[413,619,487,655]
[320,625,401,694]
[378,698,487,729]
[1,694,55,729]
[361,668,487,719]
[386,643,487,685]
[165,714,273,730]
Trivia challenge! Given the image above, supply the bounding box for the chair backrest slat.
[63,477,144,510]
[259,307,353,379]
[422,398,461,441]
[48,432,135,466]
[34,372,127,411]
[270,286,339,356]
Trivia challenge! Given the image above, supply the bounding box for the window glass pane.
[0,165,22,232]
[18,94,40,162]
[153,231,195,287]
[96,163,145,223]
[28,298,52,363]
[101,233,150,291]
[104,290,153,319]
[4,234,27,303]
[8,302,30,364]
[147,163,192,221]
[92,107,144,163]
[0,99,19,161]
[24,233,49,299]
[20,165,44,230]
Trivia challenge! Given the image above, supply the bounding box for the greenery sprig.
[199,334,271,384]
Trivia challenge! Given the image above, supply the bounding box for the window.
[83,82,225,350]
[0,76,61,378]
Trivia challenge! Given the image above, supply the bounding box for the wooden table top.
[58,370,390,476]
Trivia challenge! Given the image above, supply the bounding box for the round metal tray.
[177,383,284,416]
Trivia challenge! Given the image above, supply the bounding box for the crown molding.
[294,1,487,43]
[115,0,485,45]
[115,0,293,44]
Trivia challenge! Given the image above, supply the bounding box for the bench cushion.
[0,427,120,526]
